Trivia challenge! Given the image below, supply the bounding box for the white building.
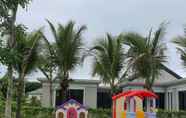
[39,65,186,111]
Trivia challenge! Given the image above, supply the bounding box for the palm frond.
[46,19,58,41]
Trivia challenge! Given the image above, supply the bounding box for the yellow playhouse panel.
[136,111,145,118]
[121,111,126,118]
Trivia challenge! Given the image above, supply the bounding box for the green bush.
[1,105,186,118]
[157,110,186,118]
[0,106,54,118]
[88,108,111,118]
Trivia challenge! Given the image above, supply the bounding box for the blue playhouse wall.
[125,112,156,118]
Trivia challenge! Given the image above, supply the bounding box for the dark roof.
[161,64,182,79]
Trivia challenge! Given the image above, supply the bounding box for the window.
[179,91,186,110]
[55,89,84,106]
[97,92,112,108]
[155,93,165,109]
[68,89,84,104]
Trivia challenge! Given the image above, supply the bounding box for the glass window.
[155,93,165,109]
[97,92,112,108]
[68,89,84,104]
[179,91,186,110]
[55,89,84,106]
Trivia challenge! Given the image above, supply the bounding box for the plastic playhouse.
[56,99,88,118]
[112,90,158,118]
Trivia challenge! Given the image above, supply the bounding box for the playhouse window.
[79,112,85,118]
[58,112,64,118]
[124,101,127,110]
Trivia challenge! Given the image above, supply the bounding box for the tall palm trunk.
[60,78,69,102]
[144,80,153,92]
[16,73,25,118]
[60,72,70,102]
[49,81,53,106]
[5,6,18,118]
[5,66,13,118]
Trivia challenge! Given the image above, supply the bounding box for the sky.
[9,0,186,80]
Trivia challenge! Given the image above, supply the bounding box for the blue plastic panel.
[145,112,156,118]
[126,112,136,118]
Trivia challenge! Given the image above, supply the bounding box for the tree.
[37,32,57,106]
[173,27,186,68]
[123,24,167,91]
[87,34,127,95]
[46,20,86,101]
[0,1,31,118]
[13,28,42,118]
[0,74,9,99]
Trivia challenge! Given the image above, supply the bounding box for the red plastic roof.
[112,90,158,100]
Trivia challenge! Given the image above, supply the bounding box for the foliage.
[157,110,186,118]
[88,108,111,118]
[46,20,86,100]
[0,0,31,33]
[0,36,20,66]
[123,23,167,90]
[13,29,42,118]
[46,20,86,77]
[87,33,126,95]
[29,97,41,107]
[0,74,9,99]
[173,27,186,68]
[13,28,42,76]
[37,32,57,79]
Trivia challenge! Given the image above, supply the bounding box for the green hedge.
[0,106,54,118]
[1,106,186,118]
[88,108,111,118]
[157,110,186,118]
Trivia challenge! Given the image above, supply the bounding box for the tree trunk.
[49,81,53,107]
[144,81,153,92]
[60,79,68,102]
[5,66,13,118]
[16,74,25,118]
[5,7,18,118]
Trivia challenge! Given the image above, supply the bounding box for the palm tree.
[0,1,31,118]
[173,27,186,68]
[87,33,126,95]
[123,24,167,91]
[37,33,57,107]
[46,20,86,101]
[13,28,42,118]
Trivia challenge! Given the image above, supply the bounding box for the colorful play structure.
[56,99,88,118]
[112,90,158,118]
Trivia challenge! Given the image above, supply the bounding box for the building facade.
[39,65,186,111]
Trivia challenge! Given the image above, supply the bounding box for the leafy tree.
[0,74,8,99]
[123,24,167,91]
[46,20,86,101]
[173,27,186,68]
[0,1,31,118]
[86,34,127,95]
[13,28,42,118]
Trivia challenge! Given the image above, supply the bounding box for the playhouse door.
[67,108,78,118]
